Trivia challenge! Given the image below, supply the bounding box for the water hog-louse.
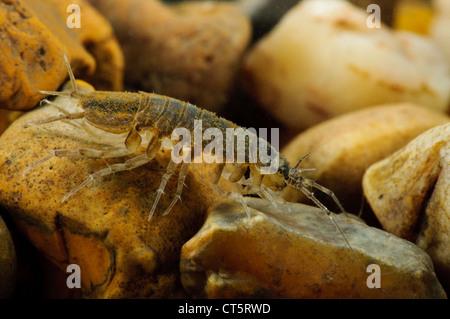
[22,55,365,269]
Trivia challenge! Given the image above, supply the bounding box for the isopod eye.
[279,165,290,179]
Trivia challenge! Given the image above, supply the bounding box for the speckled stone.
[26,0,124,92]
[0,0,123,111]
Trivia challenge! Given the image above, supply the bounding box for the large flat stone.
[181,197,446,298]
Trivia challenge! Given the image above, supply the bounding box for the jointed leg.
[62,153,153,203]
[22,111,85,128]
[162,162,190,216]
[211,163,225,185]
[60,132,161,206]
[302,178,346,213]
[228,163,248,183]
[244,184,287,210]
[148,159,178,221]
[228,181,252,219]
[23,125,144,177]
[22,147,135,176]
[299,185,365,270]
[39,99,71,115]
[210,164,229,198]
[238,166,290,211]
[210,163,250,217]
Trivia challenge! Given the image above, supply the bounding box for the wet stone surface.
[180,197,446,299]
[363,123,450,289]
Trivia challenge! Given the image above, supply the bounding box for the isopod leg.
[238,166,277,208]
[211,177,252,219]
[62,153,153,203]
[299,185,365,270]
[78,148,134,159]
[211,163,225,185]
[228,163,247,183]
[62,133,162,207]
[303,178,346,213]
[242,166,285,209]
[148,159,178,221]
[210,163,253,218]
[228,163,252,218]
[22,147,134,176]
[162,162,190,216]
[22,111,85,128]
[247,185,280,209]
[125,129,142,153]
[210,163,228,197]
[228,182,252,219]
[249,165,263,188]
[39,99,71,115]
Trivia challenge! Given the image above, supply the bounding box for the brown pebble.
[89,0,251,112]
[0,0,123,111]
[181,197,446,298]
[363,122,450,289]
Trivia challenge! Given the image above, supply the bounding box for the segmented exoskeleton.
[22,55,364,269]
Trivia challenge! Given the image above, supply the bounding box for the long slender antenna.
[293,143,329,170]
[63,53,78,94]
[38,53,78,97]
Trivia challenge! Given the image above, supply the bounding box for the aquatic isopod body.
[22,55,365,269]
